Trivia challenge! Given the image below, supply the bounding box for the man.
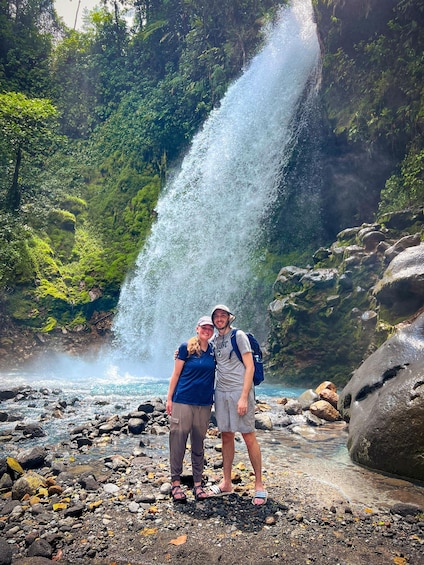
[209,304,267,506]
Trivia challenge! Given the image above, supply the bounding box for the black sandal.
[171,485,187,504]
[193,484,208,501]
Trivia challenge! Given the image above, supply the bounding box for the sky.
[54,0,100,30]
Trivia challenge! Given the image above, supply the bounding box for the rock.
[300,268,338,288]
[374,243,424,321]
[14,423,45,440]
[0,472,13,490]
[64,503,85,518]
[284,399,303,415]
[338,312,424,481]
[0,389,20,401]
[390,502,423,517]
[103,483,120,494]
[254,413,273,430]
[362,230,386,251]
[0,537,13,565]
[11,471,46,500]
[6,457,24,477]
[319,388,339,408]
[27,539,53,559]
[315,381,337,395]
[309,400,340,422]
[383,233,421,262]
[137,402,155,414]
[305,412,323,426]
[297,389,319,410]
[128,417,146,434]
[16,447,48,470]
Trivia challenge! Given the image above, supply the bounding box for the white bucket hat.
[211,304,236,323]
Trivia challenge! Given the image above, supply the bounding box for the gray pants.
[169,403,212,483]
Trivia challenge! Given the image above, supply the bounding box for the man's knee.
[221,431,235,444]
[242,431,258,448]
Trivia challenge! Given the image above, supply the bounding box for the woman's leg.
[169,403,193,482]
[190,405,211,484]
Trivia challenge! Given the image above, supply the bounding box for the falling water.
[113,0,320,376]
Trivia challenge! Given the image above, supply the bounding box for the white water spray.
[113,0,320,375]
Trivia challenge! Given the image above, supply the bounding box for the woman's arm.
[166,358,185,415]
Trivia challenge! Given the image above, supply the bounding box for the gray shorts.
[214,388,255,433]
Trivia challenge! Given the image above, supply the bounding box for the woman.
[166,316,215,502]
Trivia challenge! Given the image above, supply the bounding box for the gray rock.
[390,502,423,517]
[16,446,47,470]
[339,312,424,481]
[128,418,146,434]
[27,538,53,558]
[383,233,421,262]
[374,243,424,319]
[0,537,12,565]
[297,389,319,410]
[254,413,273,431]
[284,399,303,415]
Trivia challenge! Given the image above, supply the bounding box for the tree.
[0,91,59,212]
[0,0,59,97]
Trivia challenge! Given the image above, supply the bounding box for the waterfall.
[113,0,320,377]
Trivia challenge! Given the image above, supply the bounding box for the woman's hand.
[166,399,172,415]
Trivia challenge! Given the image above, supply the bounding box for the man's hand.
[237,397,248,416]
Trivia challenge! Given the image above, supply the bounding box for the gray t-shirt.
[213,328,252,392]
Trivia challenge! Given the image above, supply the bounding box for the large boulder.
[373,242,424,321]
[338,312,424,481]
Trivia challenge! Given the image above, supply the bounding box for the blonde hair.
[187,336,201,357]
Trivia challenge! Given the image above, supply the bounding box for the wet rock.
[362,230,386,251]
[339,312,424,481]
[297,389,319,410]
[128,417,146,434]
[284,399,303,415]
[383,233,421,262]
[14,423,45,440]
[301,268,338,289]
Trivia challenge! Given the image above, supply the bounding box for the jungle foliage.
[0,0,423,335]
[0,0,279,329]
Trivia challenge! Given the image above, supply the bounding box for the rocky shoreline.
[1,386,424,565]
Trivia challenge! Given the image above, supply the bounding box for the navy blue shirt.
[172,342,215,406]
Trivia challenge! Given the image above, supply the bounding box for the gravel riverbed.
[1,389,424,565]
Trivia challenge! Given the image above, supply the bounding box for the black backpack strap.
[229,329,243,363]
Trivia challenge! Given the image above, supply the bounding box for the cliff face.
[311,0,419,237]
[266,0,424,386]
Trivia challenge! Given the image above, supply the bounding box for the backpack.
[229,329,264,386]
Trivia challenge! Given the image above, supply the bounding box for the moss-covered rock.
[267,210,424,388]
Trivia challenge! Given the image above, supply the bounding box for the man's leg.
[242,431,266,504]
[218,431,235,492]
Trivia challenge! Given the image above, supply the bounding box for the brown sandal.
[171,485,187,503]
[193,484,208,501]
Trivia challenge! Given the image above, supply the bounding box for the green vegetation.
[0,0,281,330]
[0,0,423,373]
